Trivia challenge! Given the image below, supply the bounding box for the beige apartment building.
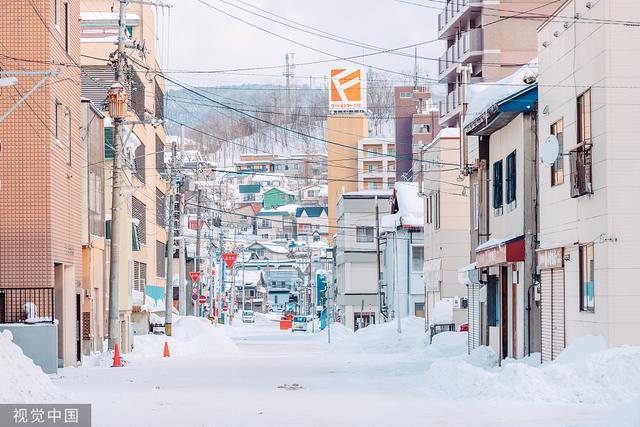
[80,1,169,350]
[537,0,640,359]
[357,138,396,191]
[0,0,83,367]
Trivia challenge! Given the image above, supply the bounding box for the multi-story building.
[536,0,640,360]
[0,0,83,369]
[421,128,470,331]
[295,207,329,243]
[299,184,328,207]
[255,210,297,244]
[80,1,170,348]
[80,99,107,356]
[272,153,328,190]
[235,153,275,173]
[335,190,392,330]
[394,86,440,181]
[380,182,425,319]
[357,138,396,191]
[464,73,539,360]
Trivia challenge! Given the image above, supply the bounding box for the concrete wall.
[0,324,58,374]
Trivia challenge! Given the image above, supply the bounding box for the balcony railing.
[438,0,476,32]
[439,28,483,78]
[462,28,483,55]
[0,287,55,324]
[439,86,462,118]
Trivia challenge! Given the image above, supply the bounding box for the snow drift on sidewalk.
[426,336,640,404]
[129,316,238,360]
[0,330,66,402]
[335,317,429,354]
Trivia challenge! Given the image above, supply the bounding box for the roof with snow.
[247,241,290,254]
[264,187,297,197]
[295,207,328,218]
[234,270,263,285]
[463,60,539,133]
[381,182,424,229]
[342,190,393,199]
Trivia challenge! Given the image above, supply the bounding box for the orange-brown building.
[0,0,83,366]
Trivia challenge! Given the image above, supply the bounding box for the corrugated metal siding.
[541,269,553,362]
[552,268,565,359]
[468,283,481,351]
[81,66,116,111]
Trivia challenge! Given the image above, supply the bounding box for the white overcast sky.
[160,0,443,88]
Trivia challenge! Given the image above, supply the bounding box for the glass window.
[472,183,479,230]
[493,160,503,211]
[55,99,62,142]
[400,92,412,99]
[506,151,516,204]
[577,89,592,145]
[580,243,595,312]
[434,191,441,230]
[55,0,61,29]
[65,107,71,165]
[411,246,424,271]
[551,120,564,186]
[356,226,374,243]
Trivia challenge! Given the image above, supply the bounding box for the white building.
[381,182,425,320]
[335,190,392,330]
[421,128,470,331]
[536,0,640,360]
[357,138,396,190]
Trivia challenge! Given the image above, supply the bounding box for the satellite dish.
[540,135,560,165]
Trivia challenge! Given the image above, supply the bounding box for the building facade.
[357,138,396,191]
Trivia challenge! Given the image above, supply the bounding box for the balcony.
[439,86,462,124]
[438,28,483,82]
[438,0,483,39]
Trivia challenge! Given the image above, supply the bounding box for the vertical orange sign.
[330,68,366,112]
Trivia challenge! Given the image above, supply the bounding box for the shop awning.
[475,235,525,268]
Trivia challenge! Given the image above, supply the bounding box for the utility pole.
[164,138,177,335]
[209,238,215,322]
[375,196,383,323]
[459,64,471,174]
[107,0,128,351]
[230,227,237,323]
[195,187,203,316]
[219,230,225,324]
[241,246,245,314]
[394,233,401,334]
[178,126,187,316]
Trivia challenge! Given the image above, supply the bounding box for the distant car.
[242,310,255,323]
[291,316,307,332]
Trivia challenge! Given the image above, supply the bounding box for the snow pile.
[312,322,353,344]
[426,336,640,404]
[431,300,453,324]
[381,182,423,229]
[0,330,66,402]
[130,316,238,359]
[335,317,428,354]
[554,335,607,364]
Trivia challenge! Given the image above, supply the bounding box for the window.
[134,142,145,183]
[571,90,593,198]
[261,234,269,239]
[472,183,479,230]
[388,145,396,156]
[65,107,71,164]
[55,0,61,29]
[312,169,320,176]
[579,243,595,312]
[356,226,374,243]
[426,195,432,224]
[493,160,503,213]
[261,219,272,228]
[133,261,147,292]
[104,127,114,159]
[368,163,375,172]
[389,162,396,172]
[155,135,165,176]
[132,196,146,244]
[434,191,441,230]
[156,188,166,227]
[412,124,430,135]
[505,151,516,205]
[400,91,412,99]
[156,241,166,278]
[551,120,564,186]
[55,99,62,143]
[64,1,69,52]
[411,246,424,271]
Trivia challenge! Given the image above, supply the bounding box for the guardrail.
[0,287,55,324]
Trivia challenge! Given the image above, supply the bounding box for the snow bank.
[335,317,428,354]
[130,316,238,360]
[427,332,468,359]
[0,331,66,402]
[554,335,607,364]
[426,339,640,404]
[431,300,453,324]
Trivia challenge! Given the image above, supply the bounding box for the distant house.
[263,187,297,209]
[255,208,298,243]
[246,241,290,260]
[295,207,328,242]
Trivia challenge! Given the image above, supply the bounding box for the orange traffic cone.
[112,344,122,367]
[163,341,170,358]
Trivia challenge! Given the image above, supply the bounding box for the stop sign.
[222,305,228,313]
[198,295,207,304]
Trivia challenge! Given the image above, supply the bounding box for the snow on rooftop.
[381,182,424,229]
[234,270,263,285]
[436,128,460,140]
[343,189,393,197]
[463,59,538,128]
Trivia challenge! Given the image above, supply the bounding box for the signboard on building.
[537,247,564,270]
[329,68,366,112]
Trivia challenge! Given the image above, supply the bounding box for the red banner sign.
[222,252,238,268]
[189,272,201,283]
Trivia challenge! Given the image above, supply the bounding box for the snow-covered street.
[43,315,638,427]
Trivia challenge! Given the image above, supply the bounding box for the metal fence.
[0,287,55,324]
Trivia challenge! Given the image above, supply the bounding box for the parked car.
[242,310,255,323]
[291,316,307,332]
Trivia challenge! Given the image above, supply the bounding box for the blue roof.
[295,207,328,218]
[239,184,261,194]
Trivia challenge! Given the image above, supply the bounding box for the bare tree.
[367,70,394,136]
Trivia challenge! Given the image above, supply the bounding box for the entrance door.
[414,302,425,318]
[354,312,375,331]
[541,268,566,362]
[501,267,509,360]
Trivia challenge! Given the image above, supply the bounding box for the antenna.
[414,47,418,89]
[540,134,560,165]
